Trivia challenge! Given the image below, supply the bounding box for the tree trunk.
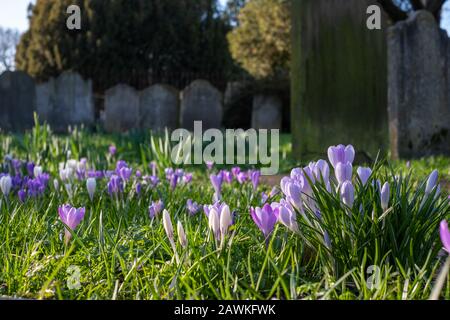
[291,0,389,160]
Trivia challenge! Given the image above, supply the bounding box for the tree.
[227,0,291,79]
[15,0,232,91]
[0,27,20,72]
[378,0,447,22]
[223,0,248,26]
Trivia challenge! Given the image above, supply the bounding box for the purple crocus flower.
[12,159,22,175]
[231,167,241,178]
[269,187,279,197]
[250,204,278,240]
[119,167,133,181]
[149,200,164,219]
[148,175,160,188]
[170,174,178,190]
[135,183,142,196]
[357,167,372,186]
[206,161,214,170]
[18,189,27,203]
[210,173,223,196]
[335,162,353,185]
[183,173,193,184]
[273,201,299,233]
[327,144,355,168]
[261,192,269,205]
[135,170,142,178]
[186,199,201,215]
[165,168,174,180]
[26,162,35,177]
[236,172,248,184]
[425,170,439,195]
[203,202,227,218]
[175,169,184,177]
[58,204,86,244]
[340,181,355,209]
[440,220,450,253]
[312,160,330,183]
[116,160,129,173]
[221,170,233,184]
[251,170,261,191]
[109,145,117,156]
[108,175,122,196]
[380,182,390,211]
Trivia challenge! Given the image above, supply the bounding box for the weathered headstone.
[291,0,388,159]
[140,84,179,132]
[36,72,95,131]
[180,80,223,131]
[388,10,450,158]
[0,71,36,132]
[251,95,282,130]
[105,84,139,132]
[36,80,54,124]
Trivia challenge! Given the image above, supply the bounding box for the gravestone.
[388,10,450,158]
[251,95,282,130]
[223,81,253,129]
[36,72,95,132]
[105,84,139,132]
[180,80,223,131]
[291,0,388,159]
[0,71,36,132]
[140,84,179,132]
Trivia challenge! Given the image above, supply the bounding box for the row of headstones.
[102,80,283,132]
[0,71,283,133]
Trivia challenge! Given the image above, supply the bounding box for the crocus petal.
[440,220,450,253]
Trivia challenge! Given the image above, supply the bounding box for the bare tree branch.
[377,0,408,22]
[410,0,425,10]
[0,27,20,72]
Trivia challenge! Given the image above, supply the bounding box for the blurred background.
[1,0,450,162]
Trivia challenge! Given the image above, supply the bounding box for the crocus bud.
[86,177,96,201]
[220,204,233,240]
[280,177,291,196]
[287,182,302,211]
[276,204,299,233]
[208,208,220,241]
[335,162,353,185]
[313,159,330,183]
[425,170,439,194]
[327,144,355,168]
[163,210,174,240]
[251,170,261,191]
[210,174,223,196]
[53,179,59,191]
[33,166,43,178]
[380,182,390,211]
[340,181,355,208]
[177,221,187,248]
[0,175,12,197]
[357,167,372,186]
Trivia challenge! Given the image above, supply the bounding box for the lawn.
[0,123,449,300]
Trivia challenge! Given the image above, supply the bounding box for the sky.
[0,0,449,33]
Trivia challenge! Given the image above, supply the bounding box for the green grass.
[0,123,449,300]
